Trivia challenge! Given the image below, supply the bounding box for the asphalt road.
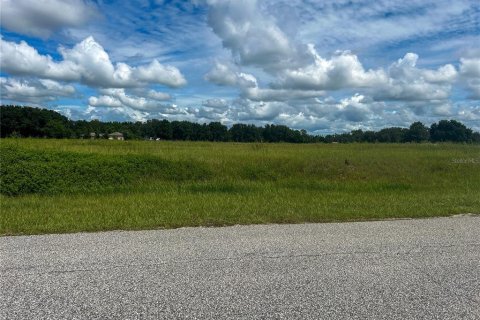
[1,215,479,319]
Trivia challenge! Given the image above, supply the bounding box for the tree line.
[1,105,479,143]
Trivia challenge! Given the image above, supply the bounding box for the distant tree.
[350,130,364,142]
[208,122,228,141]
[2,105,479,144]
[376,127,407,143]
[405,122,430,142]
[362,131,377,142]
[229,124,261,142]
[0,105,71,137]
[171,121,195,140]
[430,120,473,142]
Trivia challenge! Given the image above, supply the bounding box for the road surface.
[1,215,479,319]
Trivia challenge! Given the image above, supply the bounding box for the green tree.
[405,122,430,142]
[208,122,228,141]
[430,120,473,142]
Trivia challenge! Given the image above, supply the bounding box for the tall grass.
[1,139,479,235]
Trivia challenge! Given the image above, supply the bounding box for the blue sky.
[1,0,479,133]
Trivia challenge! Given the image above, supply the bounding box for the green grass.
[1,138,479,235]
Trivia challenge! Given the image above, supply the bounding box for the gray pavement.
[1,215,479,319]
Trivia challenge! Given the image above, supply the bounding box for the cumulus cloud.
[204,0,463,107]
[214,94,383,129]
[0,0,98,38]
[275,45,387,90]
[386,53,457,85]
[0,36,187,88]
[84,105,150,122]
[272,49,457,103]
[0,77,75,104]
[89,89,167,111]
[135,60,187,88]
[201,15,470,128]
[206,0,294,69]
[0,37,79,81]
[373,53,457,101]
[204,63,257,88]
[207,48,459,104]
[204,61,325,102]
[333,94,372,122]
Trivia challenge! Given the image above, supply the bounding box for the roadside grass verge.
[1,139,479,235]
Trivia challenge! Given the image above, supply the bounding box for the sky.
[1,0,479,134]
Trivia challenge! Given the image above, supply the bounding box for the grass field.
[1,138,479,235]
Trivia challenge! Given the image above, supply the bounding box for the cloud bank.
[0,36,186,88]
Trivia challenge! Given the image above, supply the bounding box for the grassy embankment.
[1,138,479,235]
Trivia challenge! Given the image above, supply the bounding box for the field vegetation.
[1,139,479,235]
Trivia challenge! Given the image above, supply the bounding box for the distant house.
[108,132,124,140]
[90,132,96,139]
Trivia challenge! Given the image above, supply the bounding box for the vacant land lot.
[1,139,479,235]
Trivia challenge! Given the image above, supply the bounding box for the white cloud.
[423,65,458,84]
[207,47,458,104]
[88,94,123,109]
[89,89,166,111]
[85,105,149,122]
[135,60,187,88]
[204,0,466,107]
[387,53,456,83]
[204,62,257,88]
[230,99,291,121]
[0,37,79,81]
[204,0,461,106]
[274,49,457,102]
[0,0,98,38]
[206,0,293,70]
[204,63,238,86]
[147,90,172,101]
[0,36,187,88]
[372,53,457,101]
[0,77,75,104]
[275,45,387,90]
[460,57,480,78]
